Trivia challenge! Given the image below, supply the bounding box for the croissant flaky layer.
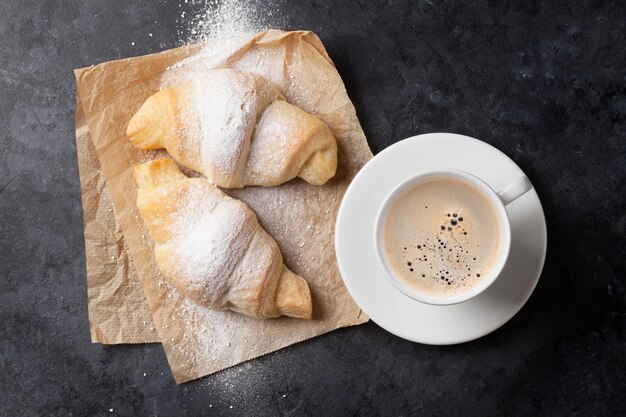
[133,158,313,319]
[127,68,338,188]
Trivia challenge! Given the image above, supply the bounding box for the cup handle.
[497,176,533,206]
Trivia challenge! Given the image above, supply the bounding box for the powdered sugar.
[177,0,284,43]
[193,72,250,184]
[166,181,254,307]
[191,69,281,186]
[166,0,286,89]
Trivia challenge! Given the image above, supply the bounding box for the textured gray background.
[1,1,625,416]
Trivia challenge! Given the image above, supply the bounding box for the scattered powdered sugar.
[177,0,285,44]
[165,0,286,89]
[173,297,266,371]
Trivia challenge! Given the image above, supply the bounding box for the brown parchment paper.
[76,96,159,344]
[75,30,372,383]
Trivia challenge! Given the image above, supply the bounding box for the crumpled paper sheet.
[76,96,159,344]
[75,30,372,383]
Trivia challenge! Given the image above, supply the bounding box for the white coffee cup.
[374,169,532,306]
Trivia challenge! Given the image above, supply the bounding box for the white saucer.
[335,133,547,345]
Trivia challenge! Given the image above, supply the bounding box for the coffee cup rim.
[374,168,512,306]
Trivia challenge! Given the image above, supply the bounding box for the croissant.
[127,68,338,188]
[133,158,313,319]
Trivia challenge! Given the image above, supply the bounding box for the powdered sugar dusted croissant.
[127,68,337,188]
[133,158,313,319]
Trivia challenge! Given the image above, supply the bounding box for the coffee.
[381,177,502,297]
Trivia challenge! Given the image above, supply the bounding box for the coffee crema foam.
[382,177,502,297]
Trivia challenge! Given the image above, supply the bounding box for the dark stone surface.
[1,0,624,415]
